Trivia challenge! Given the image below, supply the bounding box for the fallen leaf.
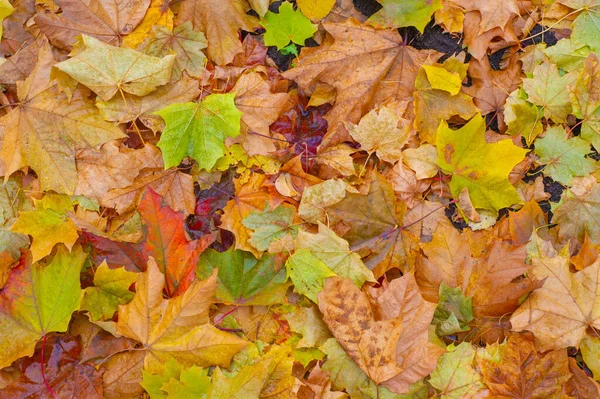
[261,1,317,49]
[116,258,248,373]
[35,0,150,48]
[510,252,600,351]
[344,105,410,163]
[478,334,572,398]
[139,22,207,80]
[138,188,213,296]
[156,93,242,170]
[436,113,528,213]
[0,42,125,193]
[0,246,86,368]
[176,0,259,65]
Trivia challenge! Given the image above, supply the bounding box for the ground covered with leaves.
[1,0,600,397]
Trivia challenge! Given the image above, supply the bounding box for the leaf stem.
[41,335,58,399]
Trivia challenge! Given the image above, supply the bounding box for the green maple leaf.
[261,2,317,50]
[367,0,443,32]
[197,247,288,305]
[0,245,86,369]
[504,89,544,145]
[295,222,376,288]
[429,342,485,399]
[11,194,79,262]
[55,35,175,101]
[535,126,597,186]
[568,53,600,149]
[241,204,297,252]
[571,2,600,54]
[432,283,473,337]
[80,262,138,321]
[436,114,528,213]
[285,248,336,302]
[522,61,576,123]
[155,93,242,170]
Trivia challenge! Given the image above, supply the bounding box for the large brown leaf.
[0,41,125,194]
[116,258,248,373]
[176,0,260,66]
[510,252,600,351]
[478,334,572,399]
[283,19,416,149]
[416,224,536,317]
[324,172,410,277]
[318,274,443,394]
[35,0,150,49]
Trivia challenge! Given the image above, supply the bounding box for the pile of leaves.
[3,0,600,396]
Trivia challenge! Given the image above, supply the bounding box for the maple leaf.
[116,258,248,373]
[0,246,86,369]
[0,42,125,194]
[297,0,335,20]
[453,0,519,35]
[323,172,409,277]
[34,0,150,49]
[367,0,442,32]
[96,74,201,133]
[416,224,535,317]
[535,126,597,185]
[463,57,523,123]
[522,61,576,123]
[297,178,348,224]
[570,2,600,54]
[436,113,528,213]
[433,283,473,336]
[282,18,405,148]
[413,60,478,143]
[121,0,174,49]
[505,89,544,145]
[156,93,242,170]
[344,105,411,163]
[55,35,175,101]
[11,195,79,262]
[0,334,105,398]
[0,177,30,260]
[295,222,376,288]
[429,342,486,399]
[241,204,297,252]
[220,173,286,257]
[286,248,336,302]
[231,71,290,153]
[100,166,196,215]
[138,189,213,297]
[318,274,443,394]
[552,179,600,245]
[197,247,288,305]
[80,261,138,321]
[479,334,572,398]
[176,0,260,65]
[75,142,162,202]
[139,22,207,81]
[569,53,600,149]
[510,252,600,351]
[261,1,317,49]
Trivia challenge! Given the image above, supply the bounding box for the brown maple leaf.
[479,333,572,399]
[176,0,260,66]
[318,274,443,394]
[416,224,537,317]
[283,18,438,150]
[35,0,150,49]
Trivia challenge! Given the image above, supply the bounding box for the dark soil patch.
[521,24,558,48]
